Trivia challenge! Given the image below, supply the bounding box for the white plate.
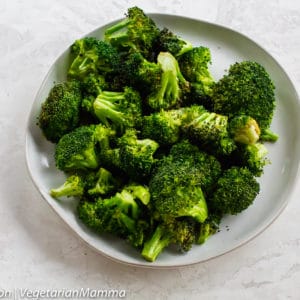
[26,14,300,268]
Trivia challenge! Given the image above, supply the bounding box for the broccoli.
[228,115,261,145]
[195,213,222,244]
[104,7,160,60]
[54,124,115,171]
[147,52,189,111]
[179,46,214,98]
[141,108,186,145]
[81,72,108,96]
[122,52,162,96]
[50,174,85,199]
[87,167,119,196]
[235,142,269,176]
[260,128,279,142]
[38,80,82,143]
[86,87,142,133]
[212,61,276,133]
[149,148,212,222]
[182,106,236,155]
[209,167,260,215]
[118,129,159,180]
[141,219,195,262]
[157,27,193,57]
[77,184,151,247]
[68,37,120,79]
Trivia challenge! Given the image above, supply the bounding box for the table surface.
[1,0,299,299]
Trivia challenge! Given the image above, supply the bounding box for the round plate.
[26,14,300,268]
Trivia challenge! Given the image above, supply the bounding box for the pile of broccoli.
[38,6,278,262]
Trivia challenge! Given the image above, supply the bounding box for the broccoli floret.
[147,52,189,111]
[229,115,261,145]
[38,80,82,143]
[50,174,85,198]
[141,108,186,145]
[195,213,222,244]
[182,106,236,155]
[122,52,162,95]
[77,184,151,246]
[68,37,120,79]
[235,143,269,176]
[104,6,160,59]
[87,167,119,196]
[157,28,193,57]
[209,167,260,215]
[81,73,108,96]
[179,46,214,97]
[150,147,213,222]
[141,219,195,262]
[118,129,159,180]
[90,87,142,132]
[54,124,114,171]
[212,61,276,132]
[168,140,222,194]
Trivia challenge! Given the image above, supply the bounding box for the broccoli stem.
[105,18,131,36]
[141,226,172,262]
[260,128,279,142]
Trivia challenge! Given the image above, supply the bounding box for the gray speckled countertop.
[1,0,300,299]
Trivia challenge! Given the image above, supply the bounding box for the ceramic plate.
[26,14,300,268]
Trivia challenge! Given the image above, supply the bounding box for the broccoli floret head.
[77,185,151,246]
[91,87,142,133]
[87,167,119,197]
[122,52,162,96]
[104,6,160,59]
[229,115,261,145]
[235,142,269,176]
[150,145,215,222]
[81,73,108,96]
[209,167,260,215]
[54,124,113,171]
[147,52,189,111]
[68,37,120,79]
[182,106,236,155]
[179,46,214,97]
[157,27,193,57]
[50,174,85,199]
[141,108,185,145]
[38,80,82,143]
[212,61,276,131]
[118,129,159,180]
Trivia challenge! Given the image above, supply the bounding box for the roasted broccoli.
[228,115,261,145]
[212,61,276,134]
[234,142,269,176]
[84,87,142,133]
[104,6,160,59]
[54,124,114,171]
[50,174,85,198]
[141,108,185,145]
[157,27,193,57]
[141,218,195,262]
[179,46,214,98]
[77,184,151,247]
[68,37,120,79]
[81,72,108,96]
[118,129,159,180]
[209,167,260,215]
[182,106,236,155]
[38,80,82,143]
[147,52,189,111]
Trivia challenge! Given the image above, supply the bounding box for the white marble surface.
[1,0,300,299]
